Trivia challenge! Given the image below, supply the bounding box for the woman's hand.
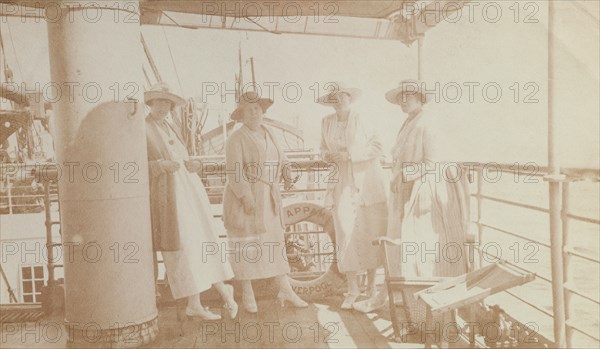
[184,159,202,173]
[284,179,296,191]
[390,171,403,193]
[330,151,349,163]
[282,166,298,191]
[241,196,256,215]
[160,160,180,174]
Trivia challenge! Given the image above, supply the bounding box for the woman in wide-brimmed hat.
[353,79,470,313]
[317,82,388,310]
[145,82,237,320]
[223,91,308,313]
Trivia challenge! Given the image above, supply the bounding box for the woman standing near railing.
[317,82,388,310]
[222,91,308,313]
[354,79,470,313]
[145,83,237,320]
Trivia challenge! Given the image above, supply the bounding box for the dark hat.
[230,91,274,121]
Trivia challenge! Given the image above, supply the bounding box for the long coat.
[320,110,387,208]
[320,111,388,272]
[222,124,288,240]
[388,109,470,277]
[146,118,181,251]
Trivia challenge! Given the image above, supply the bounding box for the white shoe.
[277,291,308,308]
[352,295,387,313]
[185,306,222,320]
[340,293,360,310]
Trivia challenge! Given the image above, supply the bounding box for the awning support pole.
[546,0,567,347]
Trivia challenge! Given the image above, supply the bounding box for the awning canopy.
[140,0,469,45]
[1,0,470,45]
[140,0,406,19]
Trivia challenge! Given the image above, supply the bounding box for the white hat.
[385,79,431,105]
[316,81,362,106]
[144,82,185,107]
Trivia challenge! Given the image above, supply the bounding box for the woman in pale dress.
[317,82,388,310]
[353,79,470,313]
[145,82,237,320]
[222,91,308,313]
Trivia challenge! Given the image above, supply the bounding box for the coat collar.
[240,124,283,162]
[323,109,360,152]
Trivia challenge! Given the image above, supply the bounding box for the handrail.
[476,194,550,214]
[3,160,598,181]
[469,165,598,346]
[563,246,600,264]
[481,248,600,344]
[1,159,598,347]
[480,222,551,248]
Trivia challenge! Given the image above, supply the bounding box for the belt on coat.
[256,177,281,215]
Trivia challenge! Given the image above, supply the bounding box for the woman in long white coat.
[317,82,388,309]
[353,79,470,313]
[145,83,237,320]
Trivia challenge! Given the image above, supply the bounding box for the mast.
[141,33,162,83]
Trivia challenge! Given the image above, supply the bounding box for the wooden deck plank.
[0,294,443,349]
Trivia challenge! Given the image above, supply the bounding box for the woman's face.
[241,103,264,130]
[332,92,351,111]
[398,92,422,114]
[149,99,173,120]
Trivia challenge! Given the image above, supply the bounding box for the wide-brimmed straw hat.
[144,82,186,107]
[230,91,274,121]
[316,81,362,106]
[385,79,430,105]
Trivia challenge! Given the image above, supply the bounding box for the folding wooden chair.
[373,237,451,345]
[414,261,535,348]
[374,237,535,348]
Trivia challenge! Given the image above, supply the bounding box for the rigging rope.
[161,26,184,97]
[5,22,23,82]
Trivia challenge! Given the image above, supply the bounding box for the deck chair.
[373,237,452,345]
[375,236,535,347]
[414,261,535,348]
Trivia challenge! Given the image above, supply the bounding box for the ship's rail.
[1,159,598,347]
[466,162,599,347]
[0,166,59,214]
[193,157,600,347]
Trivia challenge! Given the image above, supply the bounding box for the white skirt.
[162,169,234,299]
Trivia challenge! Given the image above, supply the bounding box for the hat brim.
[144,91,186,107]
[385,87,430,105]
[230,98,274,121]
[317,88,362,106]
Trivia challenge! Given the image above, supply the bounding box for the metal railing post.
[561,181,572,347]
[43,182,55,286]
[7,176,12,215]
[476,169,484,269]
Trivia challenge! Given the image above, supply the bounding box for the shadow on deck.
[1,294,436,349]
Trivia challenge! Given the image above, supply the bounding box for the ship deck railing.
[1,158,598,347]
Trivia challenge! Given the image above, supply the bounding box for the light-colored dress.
[226,128,290,280]
[388,109,470,277]
[320,111,388,273]
[156,122,234,299]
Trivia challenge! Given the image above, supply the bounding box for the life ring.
[283,202,345,300]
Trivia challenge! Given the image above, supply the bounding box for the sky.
[0,1,598,168]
